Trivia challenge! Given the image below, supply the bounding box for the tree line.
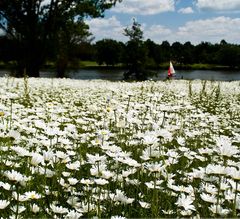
[1,32,240,73]
[95,38,240,69]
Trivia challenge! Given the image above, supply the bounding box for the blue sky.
[86,0,240,45]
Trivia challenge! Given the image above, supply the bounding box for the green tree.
[0,0,122,77]
[171,41,183,63]
[54,19,93,78]
[182,41,195,64]
[75,42,96,61]
[160,41,171,63]
[145,39,162,67]
[123,19,148,80]
[0,36,19,63]
[95,39,123,66]
[194,42,217,64]
[217,43,240,68]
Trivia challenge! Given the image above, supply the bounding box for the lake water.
[0,69,240,81]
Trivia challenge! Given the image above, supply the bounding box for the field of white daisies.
[0,76,240,219]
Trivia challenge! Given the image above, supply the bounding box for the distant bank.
[0,61,239,74]
[66,62,240,71]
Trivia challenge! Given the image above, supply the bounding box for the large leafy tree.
[0,0,122,77]
[123,19,148,80]
[54,19,93,78]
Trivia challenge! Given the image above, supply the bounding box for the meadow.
[0,76,240,218]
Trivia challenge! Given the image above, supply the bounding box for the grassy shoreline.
[77,61,240,71]
[1,61,239,72]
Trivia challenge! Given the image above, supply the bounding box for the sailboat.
[168,61,175,78]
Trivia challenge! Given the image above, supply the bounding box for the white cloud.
[139,16,240,44]
[178,7,194,14]
[176,16,240,44]
[86,17,173,43]
[86,16,127,41]
[144,25,172,42]
[87,16,240,45]
[196,0,240,11]
[111,0,175,15]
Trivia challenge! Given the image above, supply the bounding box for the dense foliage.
[123,19,148,80]
[0,0,122,77]
[95,39,124,66]
[1,36,240,75]
[93,39,240,70]
[0,77,240,218]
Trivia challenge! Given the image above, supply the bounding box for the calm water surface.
[0,69,240,81]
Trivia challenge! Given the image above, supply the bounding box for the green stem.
[216,175,221,216]
[126,95,131,113]
[151,172,159,218]
[161,111,166,128]
[15,183,19,219]
[233,181,238,217]
[97,187,102,218]
[10,99,13,129]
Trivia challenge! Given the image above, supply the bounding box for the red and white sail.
[168,61,175,77]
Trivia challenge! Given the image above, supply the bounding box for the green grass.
[79,60,99,67]
[158,62,232,70]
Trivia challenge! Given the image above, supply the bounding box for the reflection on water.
[68,69,124,81]
[0,69,240,81]
[174,70,240,81]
